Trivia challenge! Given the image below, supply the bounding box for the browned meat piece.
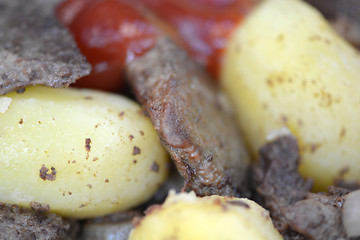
[0,0,91,95]
[306,186,349,208]
[126,37,249,197]
[281,186,348,240]
[253,135,313,233]
[0,202,71,240]
[253,136,350,239]
[282,197,346,240]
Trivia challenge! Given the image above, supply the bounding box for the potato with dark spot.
[221,0,360,191]
[0,86,169,218]
[129,191,282,240]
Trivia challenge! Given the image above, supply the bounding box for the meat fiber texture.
[253,136,348,240]
[126,37,250,197]
[0,0,91,95]
[0,203,71,240]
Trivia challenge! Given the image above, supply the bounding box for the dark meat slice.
[0,202,71,240]
[253,136,349,239]
[0,0,91,95]
[282,196,346,240]
[126,37,249,197]
[253,135,313,233]
[281,186,348,240]
[306,186,349,208]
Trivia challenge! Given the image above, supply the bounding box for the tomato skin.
[139,0,255,79]
[57,0,159,92]
[56,0,255,91]
[56,0,91,26]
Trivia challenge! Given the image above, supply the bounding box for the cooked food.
[0,0,91,95]
[0,0,250,228]
[0,86,169,218]
[253,135,348,239]
[137,0,257,79]
[282,191,347,239]
[129,191,283,240]
[56,0,257,90]
[56,0,161,92]
[126,37,250,197]
[0,203,71,240]
[0,0,170,220]
[253,135,313,233]
[57,0,251,197]
[221,0,360,191]
[1,0,360,238]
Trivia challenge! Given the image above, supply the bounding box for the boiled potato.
[222,0,360,191]
[129,191,282,240]
[0,86,169,218]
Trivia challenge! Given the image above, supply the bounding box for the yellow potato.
[0,86,169,218]
[129,191,282,240]
[221,0,360,191]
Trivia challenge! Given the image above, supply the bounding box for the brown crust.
[253,136,349,239]
[253,136,313,236]
[282,197,346,239]
[0,0,91,95]
[126,37,249,196]
[0,203,70,240]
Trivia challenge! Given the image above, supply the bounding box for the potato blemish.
[39,165,57,181]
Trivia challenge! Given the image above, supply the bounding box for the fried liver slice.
[0,0,91,95]
[126,37,249,196]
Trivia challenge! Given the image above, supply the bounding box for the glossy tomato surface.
[57,0,159,92]
[57,0,256,91]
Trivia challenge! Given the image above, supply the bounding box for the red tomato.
[139,0,255,78]
[56,0,90,26]
[57,0,159,92]
[56,0,255,91]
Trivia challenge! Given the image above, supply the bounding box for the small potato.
[221,0,360,191]
[0,86,169,218]
[129,191,282,240]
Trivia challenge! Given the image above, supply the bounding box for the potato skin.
[129,191,282,240]
[0,86,169,218]
[221,0,360,191]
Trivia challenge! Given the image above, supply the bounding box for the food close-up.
[0,0,359,239]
